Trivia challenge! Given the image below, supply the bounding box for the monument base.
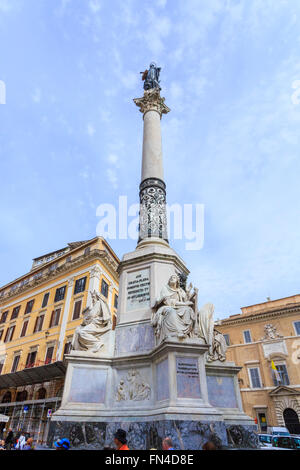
[49,341,258,449]
[47,419,258,450]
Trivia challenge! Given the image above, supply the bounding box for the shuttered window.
[0,311,9,324]
[11,355,20,373]
[101,279,109,298]
[20,320,29,337]
[45,346,54,364]
[49,308,61,328]
[25,299,34,315]
[42,292,50,308]
[74,277,86,294]
[72,300,82,320]
[54,286,66,302]
[34,315,44,333]
[4,325,15,343]
[11,306,21,320]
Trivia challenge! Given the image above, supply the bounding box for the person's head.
[54,438,70,450]
[162,437,173,450]
[26,438,34,448]
[8,428,12,433]
[202,441,217,451]
[114,429,127,449]
[0,440,5,446]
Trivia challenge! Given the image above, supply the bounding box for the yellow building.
[0,236,119,443]
[217,295,300,434]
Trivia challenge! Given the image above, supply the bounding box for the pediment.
[269,385,300,397]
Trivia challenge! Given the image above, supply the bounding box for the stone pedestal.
[50,338,257,449]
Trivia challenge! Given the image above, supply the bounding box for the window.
[41,292,50,308]
[54,286,66,302]
[72,300,82,320]
[249,367,262,388]
[20,320,29,337]
[4,325,15,343]
[11,355,20,373]
[16,390,28,401]
[0,330,3,341]
[66,255,72,263]
[2,391,12,403]
[101,279,109,298]
[25,299,34,315]
[25,351,37,368]
[45,346,54,364]
[272,363,290,386]
[74,277,87,295]
[11,306,21,320]
[223,334,230,346]
[294,321,300,336]
[0,311,9,324]
[37,387,46,399]
[84,247,90,256]
[63,341,72,355]
[243,330,252,343]
[49,308,61,328]
[114,294,118,309]
[34,315,44,333]
[0,359,4,375]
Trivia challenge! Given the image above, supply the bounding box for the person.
[15,432,26,450]
[114,429,129,450]
[0,440,5,450]
[23,437,35,450]
[162,437,174,450]
[54,438,70,450]
[202,441,217,450]
[5,428,14,450]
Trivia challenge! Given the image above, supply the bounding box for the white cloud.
[87,123,96,136]
[106,168,118,188]
[107,154,119,166]
[32,88,41,103]
[89,0,101,14]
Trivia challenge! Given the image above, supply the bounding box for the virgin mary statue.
[151,274,197,344]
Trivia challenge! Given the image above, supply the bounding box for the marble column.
[134,88,170,244]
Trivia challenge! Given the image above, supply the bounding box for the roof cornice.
[0,248,119,306]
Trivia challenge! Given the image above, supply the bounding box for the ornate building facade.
[217,295,300,434]
[0,237,119,443]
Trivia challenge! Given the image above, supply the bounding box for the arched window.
[16,390,28,402]
[37,387,46,400]
[283,408,300,435]
[1,391,11,403]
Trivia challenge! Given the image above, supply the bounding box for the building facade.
[0,237,119,443]
[217,295,300,434]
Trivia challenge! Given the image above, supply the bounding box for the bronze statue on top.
[141,62,161,91]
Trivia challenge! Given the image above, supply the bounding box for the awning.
[0,361,66,389]
[0,413,9,422]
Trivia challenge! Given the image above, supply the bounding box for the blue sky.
[1,0,300,318]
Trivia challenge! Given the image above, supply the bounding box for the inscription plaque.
[69,367,107,403]
[126,268,150,311]
[176,357,201,399]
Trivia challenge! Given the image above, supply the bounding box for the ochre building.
[217,295,300,434]
[0,237,119,443]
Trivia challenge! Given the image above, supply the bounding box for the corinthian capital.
[133,88,170,118]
